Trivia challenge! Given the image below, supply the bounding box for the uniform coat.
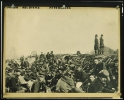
[100,37,104,48]
[75,69,88,82]
[94,38,99,50]
[93,62,106,76]
[6,73,19,92]
[88,78,103,93]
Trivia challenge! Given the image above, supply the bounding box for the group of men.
[5,51,118,93]
[94,34,104,56]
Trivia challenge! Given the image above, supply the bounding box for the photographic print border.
[1,0,123,99]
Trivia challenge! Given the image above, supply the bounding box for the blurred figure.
[6,68,19,92]
[87,74,103,93]
[74,64,88,90]
[46,52,50,60]
[100,34,104,54]
[25,58,30,69]
[93,58,107,76]
[49,51,54,59]
[109,59,118,91]
[39,52,45,60]
[16,70,30,92]
[94,34,99,56]
[20,58,26,69]
[31,72,46,93]
[56,69,84,93]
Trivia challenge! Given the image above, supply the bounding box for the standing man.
[20,58,26,69]
[49,51,54,59]
[46,52,50,60]
[25,58,29,69]
[40,52,45,60]
[94,34,99,56]
[100,34,104,54]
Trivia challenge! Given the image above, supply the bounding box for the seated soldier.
[87,74,103,93]
[88,71,110,93]
[24,69,33,81]
[55,69,84,93]
[98,72,115,93]
[50,71,58,92]
[16,70,29,92]
[74,64,88,89]
[45,72,53,87]
[31,72,46,93]
[108,59,118,92]
[6,68,19,92]
[93,58,110,80]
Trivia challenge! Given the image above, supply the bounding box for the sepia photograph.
[3,6,121,98]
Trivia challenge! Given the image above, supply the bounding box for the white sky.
[4,7,120,59]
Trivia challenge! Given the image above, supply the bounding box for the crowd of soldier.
[5,51,118,93]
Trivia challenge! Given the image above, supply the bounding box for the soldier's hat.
[101,34,103,36]
[38,72,45,77]
[95,34,98,37]
[76,63,81,67]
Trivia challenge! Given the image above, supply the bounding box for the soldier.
[74,64,88,89]
[100,34,104,54]
[45,72,53,87]
[16,70,30,92]
[87,74,104,93]
[31,72,46,93]
[39,52,45,60]
[93,58,107,76]
[6,68,19,92]
[25,58,30,69]
[109,59,118,91]
[46,52,50,60]
[94,34,99,56]
[49,51,54,60]
[55,69,83,93]
[20,58,26,69]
